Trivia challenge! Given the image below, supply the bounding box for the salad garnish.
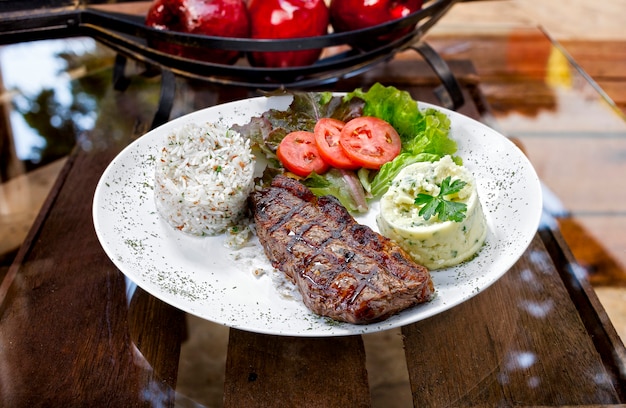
[232,83,459,212]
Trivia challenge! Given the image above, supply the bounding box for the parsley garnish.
[414,176,467,222]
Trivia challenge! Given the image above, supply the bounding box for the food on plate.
[145,0,250,64]
[249,174,435,324]
[313,118,359,170]
[377,155,487,269]
[338,116,401,169]
[154,122,255,236]
[329,0,422,46]
[146,84,491,325]
[276,115,402,178]
[277,130,330,177]
[233,84,456,212]
[247,0,329,67]
[151,85,481,321]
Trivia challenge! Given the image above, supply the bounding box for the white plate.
[93,95,542,337]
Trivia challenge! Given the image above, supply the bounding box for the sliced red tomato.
[313,118,359,170]
[277,131,330,177]
[339,116,401,169]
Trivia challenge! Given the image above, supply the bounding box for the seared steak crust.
[249,175,434,324]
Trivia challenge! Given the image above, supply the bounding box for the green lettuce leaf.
[303,169,369,213]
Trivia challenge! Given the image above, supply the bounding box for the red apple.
[247,0,329,68]
[145,0,250,65]
[329,0,422,45]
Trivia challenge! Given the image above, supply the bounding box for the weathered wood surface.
[403,233,623,406]
[0,148,181,407]
[224,330,370,408]
[427,34,626,115]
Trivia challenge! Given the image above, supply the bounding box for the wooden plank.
[223,330,370,408]
[427,35,626,116]
[0,148,182,406]
[334,56,479,93]
[127,285,187,388]
[0,158,67,259]
[401,234,622,406]
[540,227,626,401]
[560,40,626,79]
[518,137,626,214]
[557,216,626,287]
[516,134,626,287]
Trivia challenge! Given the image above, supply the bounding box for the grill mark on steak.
[249,175,434,324]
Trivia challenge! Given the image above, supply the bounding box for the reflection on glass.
[1,38,115,172]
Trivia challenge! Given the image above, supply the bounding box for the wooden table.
[1,48,625,407]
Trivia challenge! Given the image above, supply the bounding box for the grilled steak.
[249,175,434,324]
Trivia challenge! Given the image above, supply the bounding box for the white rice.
[154,122,255,236]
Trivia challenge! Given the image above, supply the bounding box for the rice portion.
[154,122,255,236]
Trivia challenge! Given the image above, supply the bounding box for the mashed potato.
[377,155,487,269]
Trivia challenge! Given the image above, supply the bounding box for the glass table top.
[0,17,625,407]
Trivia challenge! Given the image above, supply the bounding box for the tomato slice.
[339,116,401,169]
[277,131,330,177]
[313,118,359,169]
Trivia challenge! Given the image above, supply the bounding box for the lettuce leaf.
[303,169,369,213]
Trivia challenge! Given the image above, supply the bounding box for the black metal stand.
[0,0,465,127]
[412,42,465,110]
